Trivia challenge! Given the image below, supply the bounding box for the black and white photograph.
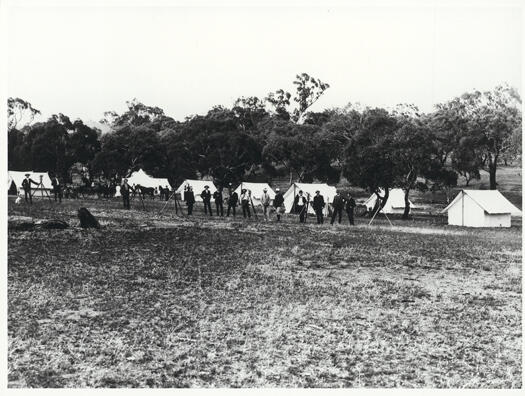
[2,0,523,390]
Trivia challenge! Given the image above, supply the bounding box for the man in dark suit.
[51,175,62,203]
[294,190,308,223]
[346,194,356,225]
[121,178,131,209]
[21,173,38,204]
[213,187,224,216]
[312,190,325,224]
[227,184,238,217]
[184,185,195,215]
[330,191,344,225]
[273,187,285,222]
[201,185,212,216]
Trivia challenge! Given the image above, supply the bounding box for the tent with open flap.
[8,171,53,195]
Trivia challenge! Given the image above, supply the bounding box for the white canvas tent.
[8,171,53,194]
[283,183,337,215]
[176,179,217,202]
[234,182,276,206]
[441,190,522,228]
[127,169,171,189]
[364,188,415,214]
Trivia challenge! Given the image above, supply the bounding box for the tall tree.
[265,73,330,124]
[342,108,398,210]
[441,85,521,189]
[100,98,168,129]
[8,97,41,132]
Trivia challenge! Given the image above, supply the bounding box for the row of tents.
[8,168,522,227]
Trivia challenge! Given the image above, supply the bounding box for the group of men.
[294,190,356,225]
[16,174,357,225]
[176,184,356,225]
[181,184,284,221]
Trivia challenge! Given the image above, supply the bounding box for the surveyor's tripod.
[31,175,52,201]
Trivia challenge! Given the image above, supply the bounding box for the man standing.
[184,185,195,215]
[227,184,238,217]
[273,187,285,222]
[294,190,307,223]
[240,188,251,218]
[213,187,224,216]
[51,175,62,203]
[121,178,131,209]
[201,185,212,216]
[312,190,325,224]
[346,193,356,225]
[21,173,38,204]
[260,188,271,221]
[330,191,344,225]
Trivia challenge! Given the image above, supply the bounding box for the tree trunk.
[489,162,497,190]
[402,189,410,220]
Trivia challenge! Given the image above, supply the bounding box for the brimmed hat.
[204,185,209,188]
[25,173,30,176]
[315,190,320,193]
[263,188,267,191]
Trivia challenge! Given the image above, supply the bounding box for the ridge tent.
[8,171,53,194]
[441,190,522,228]
[283,183,337,215]
[127,169,171,190]
[364,188,415,215]
[176,179,217,202]
[234,182,276,206]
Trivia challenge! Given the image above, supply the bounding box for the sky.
[6,0,522,126]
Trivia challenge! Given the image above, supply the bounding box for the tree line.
[8,74,522,218]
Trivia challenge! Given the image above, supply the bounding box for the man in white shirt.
[260,188,271,221]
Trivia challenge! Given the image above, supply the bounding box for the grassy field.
[7,196,522,388]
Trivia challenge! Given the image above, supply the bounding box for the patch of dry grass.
[7,197,522,387]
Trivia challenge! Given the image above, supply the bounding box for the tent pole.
[292,184,296,214]
[368,202,381,226]
[461,190,464,226]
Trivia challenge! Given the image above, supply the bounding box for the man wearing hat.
[51,174,62,203]
[240,188,251,218]
[294,190,308,223]
[226,183,238,217]
[330,190,344,225]
[312,190,325,224]
[213,187,224,216]
[121,178,131,209]
[345,193,356,225]
[21,173,38,204]
[273,187,285,222]
[184,185,195,215]
[201,185,212,216]
[260,187,271,221]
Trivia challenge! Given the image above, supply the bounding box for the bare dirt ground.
[7,196,522,387]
